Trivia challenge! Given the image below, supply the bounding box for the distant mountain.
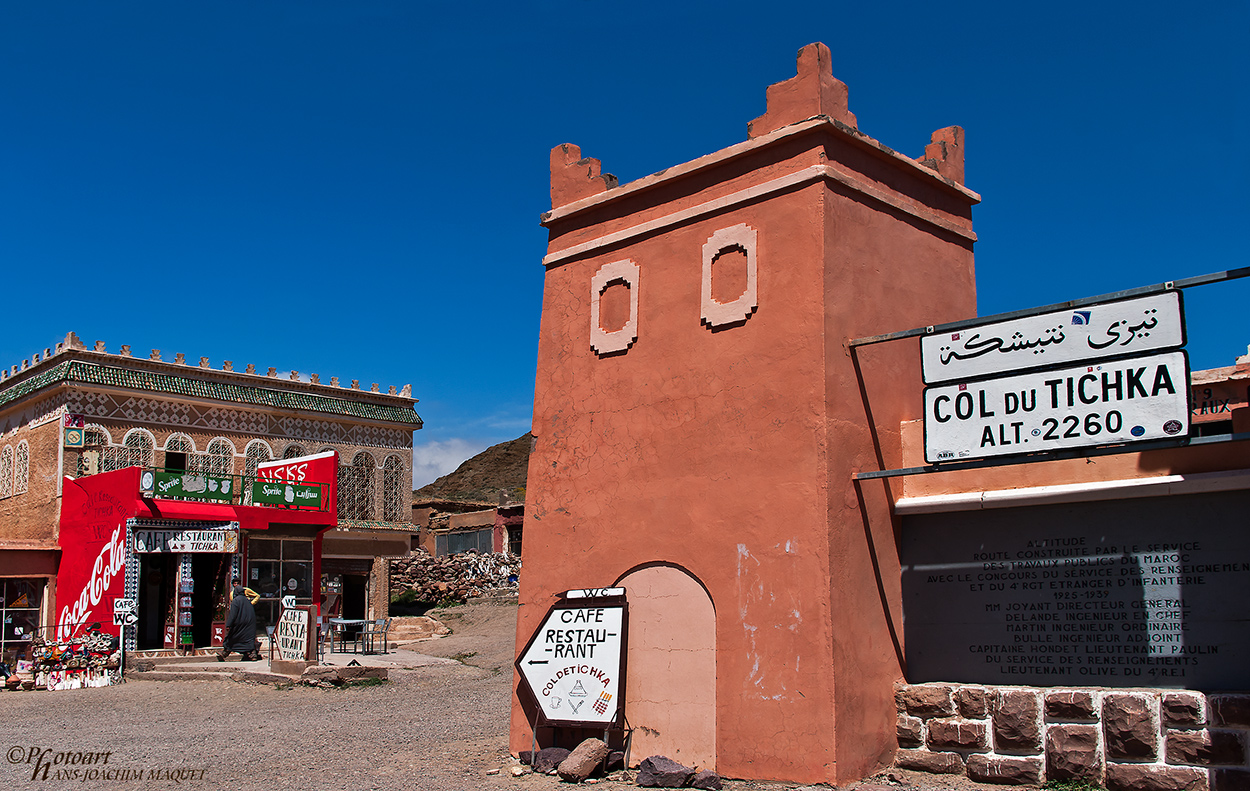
[413,433,531,504]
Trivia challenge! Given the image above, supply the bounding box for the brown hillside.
[413,433,531,503]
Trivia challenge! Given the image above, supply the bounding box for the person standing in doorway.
[218,583,259,661]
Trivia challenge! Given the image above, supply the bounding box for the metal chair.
[361,618,391,654]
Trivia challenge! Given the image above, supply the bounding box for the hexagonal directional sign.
[516,600,626,728]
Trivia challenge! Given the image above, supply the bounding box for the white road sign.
[112,598,137,614]
[924,351,1190,463]
[921,291,1184,384]
[517,604,625,727]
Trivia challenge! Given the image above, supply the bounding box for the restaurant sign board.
[134,529,240,554]
[517,598,626,728]
[275,606,313,662]
[920,291,1184,385]
[924,351,1190,464]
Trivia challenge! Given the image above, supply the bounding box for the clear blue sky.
[2,2,1246,488]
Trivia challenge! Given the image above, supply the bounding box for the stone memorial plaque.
[902,490,1250,688]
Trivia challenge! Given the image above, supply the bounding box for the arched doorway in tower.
[616,564,716,769]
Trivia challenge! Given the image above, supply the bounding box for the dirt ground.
[2,601,1029,791]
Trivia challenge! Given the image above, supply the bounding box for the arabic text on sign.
[920,292,1183,384]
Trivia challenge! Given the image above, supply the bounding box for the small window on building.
[283,444,307,460]
[382,455,405,522]
[0,446,11,499]
[164,435,193,471]
[14,441,28,495]
[339,452,376,520]
[199,438,236,476]
[77,427,112,478]
[1,578,44,661]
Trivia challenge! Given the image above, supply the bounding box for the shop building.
[0,333,420,658]
[512,42,1250,788]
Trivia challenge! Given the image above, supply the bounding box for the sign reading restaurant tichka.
[921,291,1189,464]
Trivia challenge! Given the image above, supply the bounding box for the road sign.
[281,595,296,609]
[921,291,1184,384]
[924,351,1190,463]
[113,598,137,614]
[516,602,626,727]
[112,612,138,626]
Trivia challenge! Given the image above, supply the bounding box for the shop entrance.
[190,554,229,647]
[137,555,175,650]
[342,575,367,620]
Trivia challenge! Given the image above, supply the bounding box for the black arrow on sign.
[528,660,549,665]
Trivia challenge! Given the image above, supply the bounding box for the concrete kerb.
[126,646,457,687]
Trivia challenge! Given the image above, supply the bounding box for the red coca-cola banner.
[57,469,139,641]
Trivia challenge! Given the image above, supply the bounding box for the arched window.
[110,429,154,470]
[244,440,272,477]
[77,426,112,478]
[338,451,375,520]
[14,441,29,495]
[199,438,236,476]
[0,446,12,498]
[283,443,307,460]
[243,440,273,505]
[163,434,194,471]
[382,455,405,522]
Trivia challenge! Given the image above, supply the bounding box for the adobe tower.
[512,43,979,784]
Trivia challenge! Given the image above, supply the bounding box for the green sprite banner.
[153,471,234,501]
[251,480,324,508]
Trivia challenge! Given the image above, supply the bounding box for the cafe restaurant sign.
[920,291,1184,385]
[134,528,239,554]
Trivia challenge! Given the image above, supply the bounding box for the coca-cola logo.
[57,525,126,642]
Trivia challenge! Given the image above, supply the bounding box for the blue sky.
[2,2,1246,488]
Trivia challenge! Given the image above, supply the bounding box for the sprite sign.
[251,480,324,508]
[153,471,234,501]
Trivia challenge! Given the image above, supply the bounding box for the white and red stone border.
[895,682,1250,790]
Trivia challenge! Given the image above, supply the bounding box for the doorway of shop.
[137,554,176,650]
[190,554,229,647]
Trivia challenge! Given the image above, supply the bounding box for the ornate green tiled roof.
[0,360,422,426]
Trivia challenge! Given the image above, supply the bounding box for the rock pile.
[389,549,520,604]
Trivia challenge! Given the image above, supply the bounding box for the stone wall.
[895,682,1250,790]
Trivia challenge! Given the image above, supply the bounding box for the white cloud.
[411,438,491,490]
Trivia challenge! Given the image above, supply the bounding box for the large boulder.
[557,738,610,782]
[636,755,695,788]
[531,747,571,774]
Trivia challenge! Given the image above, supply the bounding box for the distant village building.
[0,332,420,658]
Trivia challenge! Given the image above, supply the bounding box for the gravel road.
[3,601,1018,791]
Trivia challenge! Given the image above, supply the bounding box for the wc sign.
[112,598,137,627]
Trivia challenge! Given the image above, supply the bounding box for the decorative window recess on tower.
[590,259,640,356]
[701,224,758,328]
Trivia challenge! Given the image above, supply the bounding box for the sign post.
[516,593,627,728]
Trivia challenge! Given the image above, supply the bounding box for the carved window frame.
[590,259,640,355]
[701,224,759,327]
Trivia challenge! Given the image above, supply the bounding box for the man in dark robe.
[218,584,259,661]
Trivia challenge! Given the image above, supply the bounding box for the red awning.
[140,499,239,521]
